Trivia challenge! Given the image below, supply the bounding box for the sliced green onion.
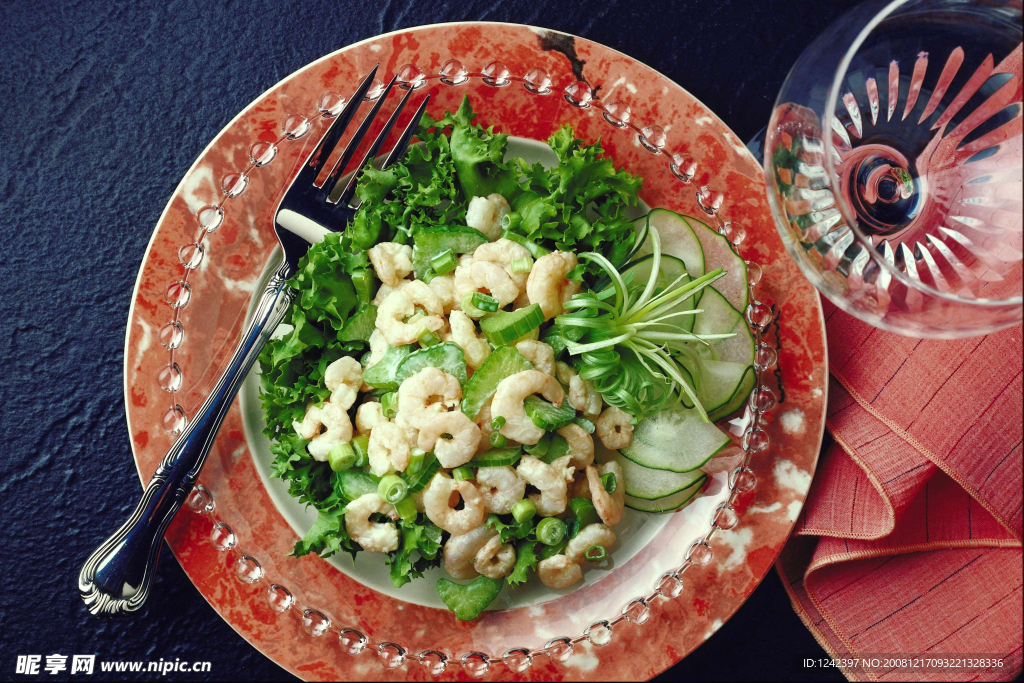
[351,269,377,305]
[584,545,607,562]
[511,498,536,523]
[418,328,441,347]
[430,249,457,276]
[406,310,425,327]
[600,472,617,494]
[489,431,508,448]
[460,292,487,319]
[378,474,408,504]
[351,434,370,467]
[452,465,474,481]
[380,392,398,418]
[570,497,600,529]
[536,517,566,546]
[490,415,506,430]
[500,211,522,232]
[510,257,532,274]
[407,449,427,476]
[470,292,499,313]
[328,442,356,472]
[421,268,436,284]
[565,517,581,539]
[394,496,417,522]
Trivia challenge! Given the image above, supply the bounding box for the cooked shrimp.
[549,455,578,485]
[449,310,491,369]
[375,281,445,346]
[292,404,323,440]
[492,370,566,445]
[476,465,526,514]
[428,272,459,314]
[517,455,569,516]
[469,260,520,307]
[465,193,510,241]
[527,251,582,319]
[565,523,617,563]
[557,423,594,468]
[568,470,592,500]
[515,340,555,376]
[537,555,582,589]
[355,401,385,435]
[324,356,362,410]
[443,526,496,580]
[474,535,516,580]
[473,238,533,288]
[368,242,413,287]
[555,362,604,416]
[595,406,634,450]
[345,493,400,552]
[396,366,462,430]
[422,472,486,535]
[306,402,354,461]
[416,411,481,469]
[587,461,625,525]
[474,395,496,454]
[368,421,411,476]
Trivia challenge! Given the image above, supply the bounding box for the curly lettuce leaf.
[387,517,444,588]
[291,507,358,560]
[505,539,538,587]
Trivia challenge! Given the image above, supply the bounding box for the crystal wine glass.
[765,0,1022,338]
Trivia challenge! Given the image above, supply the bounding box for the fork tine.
[382,93,430,170]
[329,85,416,206]
[291,65,379,191]
[319,75,397,199]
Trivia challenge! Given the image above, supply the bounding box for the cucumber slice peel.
[362,344,414,390]
[611,452,705,500]
[395,342,469,387]
[469,447,523,467]
[480,304,544,345]
[621,404,730,473]
[461,346,534,419]
[523,395,575,431]
[624,476,707,512]
[412,225,489,280]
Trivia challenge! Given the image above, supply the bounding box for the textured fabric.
[779,300,1024,682]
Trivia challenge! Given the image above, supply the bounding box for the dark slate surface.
[1,1,852,680]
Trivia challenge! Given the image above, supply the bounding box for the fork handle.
[79,261,294,615]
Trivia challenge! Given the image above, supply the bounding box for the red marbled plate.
[124,23,827,681]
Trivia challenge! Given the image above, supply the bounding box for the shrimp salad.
[258,97,753,620]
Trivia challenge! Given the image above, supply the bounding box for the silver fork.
[79,66,431,615]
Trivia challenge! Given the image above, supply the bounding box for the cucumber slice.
[611,452,705,500]
[624,475,706,512]
[641,209,706,281]
[537,433,569,463]
[480,304,544,345]
[403,454,441,493]
[694,360,755,415]
[412,225,489,279]
[395,342,468,387]
[620,404,730,473]
[692,287,755,367]
[470,448,523,467]
[622,253,695,333]
[337,469,381,501]
[689,286,755,419]
[362,344,414,390]
[624,212,650,264]
[524,395,575,431]
[682,216,749,311]
[461,346,534,419]
[707,367,757,422]
[338,304,377,342]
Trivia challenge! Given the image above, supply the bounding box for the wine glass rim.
[822,0,1023,308]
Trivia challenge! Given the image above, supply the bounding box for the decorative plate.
[123,22,827,681]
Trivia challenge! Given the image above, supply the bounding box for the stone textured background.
[1,1,852,680]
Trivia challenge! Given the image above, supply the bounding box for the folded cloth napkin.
[777,300,1023,682]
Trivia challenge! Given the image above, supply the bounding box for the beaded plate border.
[156,60,780,678]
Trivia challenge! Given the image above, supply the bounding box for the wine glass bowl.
[766,0,1022,337]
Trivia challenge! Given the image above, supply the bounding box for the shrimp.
[469,260,520,307]
[368,421,411,476]
[549,455,578,486]
[565,523,617,563]
[292,404,323,440]
[557,423,594,468]
[355,401,385,435]
[345,493,400,552]
[443,527,496,580]
[556,363,603,416]
[396,366,462,429]
[473,238,533,288]
[516,455,569,516]
[587,461,625,526]
[324,356,362,410]
[465,193,510,241]
[416,411,481,469]
[474,396,496,454]
[527,251,582,319]
[368,242,413,287]
[595,406,634,450]
[375,281,445,346]
[537,555,582,589]
[306,402,354,461]
[428,272,459,314]
[515,340,555,376]
[474,535,516,580]
[568,470,592,500]
[492,370,565,445]
[476,466,526,514]
[449,310,491,369]
[422,472,486,535]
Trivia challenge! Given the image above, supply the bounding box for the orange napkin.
[777,300,1023,682]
